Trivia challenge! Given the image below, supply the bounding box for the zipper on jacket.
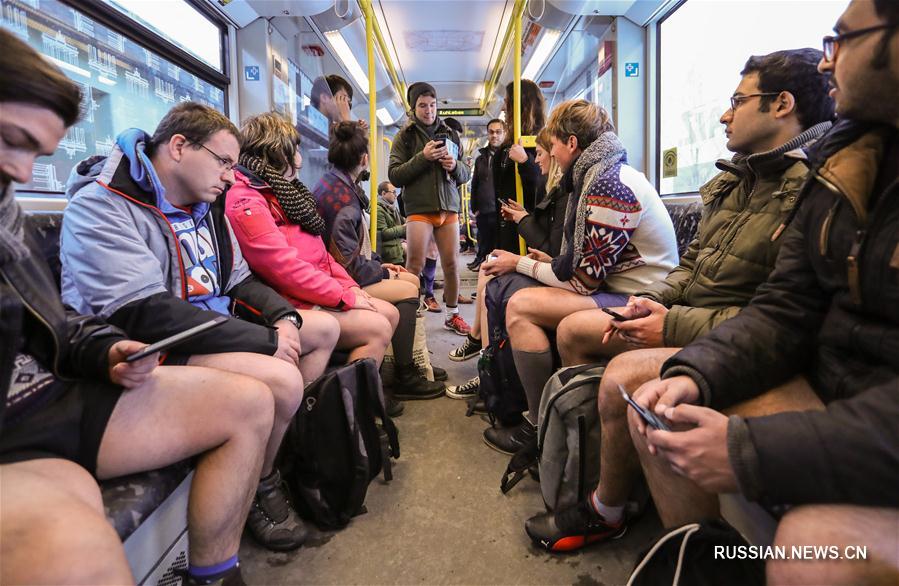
[846,230,866,305]
[0,268,69,381]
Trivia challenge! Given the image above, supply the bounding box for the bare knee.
[506,290,534,329]
[223,375,276,439]
[2,492,131,583]
[597,369,629,423]
[264,359,304,418]
[301,311,340,352]
[380,303,400,330]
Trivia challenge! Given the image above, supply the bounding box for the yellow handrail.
[513,0,526,255]
[362,0,379,247]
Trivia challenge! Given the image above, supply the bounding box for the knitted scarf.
[556,131,627,280]
[0,185,28,266]
[239,154,326,236]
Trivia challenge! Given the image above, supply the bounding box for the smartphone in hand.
[602,307,630,321]
[619,385,671,431]
[125,316,228,362]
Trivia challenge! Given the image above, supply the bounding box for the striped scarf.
[238,155,326,236]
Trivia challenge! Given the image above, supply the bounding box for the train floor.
[239,252,662,585]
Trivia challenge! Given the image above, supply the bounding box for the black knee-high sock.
[392,298,418,367]
[512,349,553,425]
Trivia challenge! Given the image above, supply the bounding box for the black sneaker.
[449,334,482,361]
[483,420,536,455]
[246,470,308,551]
[430,365,448,381]
[446,376,479,400]
[392,363,445,400]
[525,500,626,552]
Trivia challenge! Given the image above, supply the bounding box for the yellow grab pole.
[513,0,526,255]
[362,0,379,248]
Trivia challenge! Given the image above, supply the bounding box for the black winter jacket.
[470,146,498,215]
[663,120,899,508]
[516,178,569,257]
[493,144,541,253]
[1,221,127,433]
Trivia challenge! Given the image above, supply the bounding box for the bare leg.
[629,376,823,528]
[330,303,396,365]
[557,308,635,366]
[96,366,274,567]
[506,287,601,353]
[433,220,461,305]
[768,505,899,585]
[1,459,133,584]
[405,220,435,277]
[595,349,680,507]
[186,353,302,478]
[364,278,420,303]
[296,309,340,383]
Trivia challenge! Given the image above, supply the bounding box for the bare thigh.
[1,459,131,584]
[507,286,600,330]
[96,365,274,479]
[723,375,824,417]
[405,221,435,274]
[331,307,394,349]
[364,278,419,303]
[769,505,899,585]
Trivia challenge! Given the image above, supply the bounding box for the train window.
[1,0,226,194]
[658,0,848,195]
[104,0,223,73]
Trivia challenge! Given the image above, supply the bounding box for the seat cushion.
[102,461,192,540]
[664,199,703,257]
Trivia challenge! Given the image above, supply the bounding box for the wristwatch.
[279,313,302,330]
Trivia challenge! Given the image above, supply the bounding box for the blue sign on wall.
[625,62,640,78]
[244,65,260,81]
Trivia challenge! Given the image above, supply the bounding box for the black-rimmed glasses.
[195,142,236,171]
[730,93,781,111]
[823,23,899,62]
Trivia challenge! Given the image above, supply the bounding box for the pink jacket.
[226,170,357,310]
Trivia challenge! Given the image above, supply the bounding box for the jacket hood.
[66,129,210,220]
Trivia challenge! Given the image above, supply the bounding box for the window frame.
[654,0,691,196]
[12,0,231,198]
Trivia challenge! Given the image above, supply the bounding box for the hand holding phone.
[125,316,229,362]
[619,384,671,432]
[602,307,631,321]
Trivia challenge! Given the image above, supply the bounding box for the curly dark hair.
[873,0,899,22]
[741,48,835,130]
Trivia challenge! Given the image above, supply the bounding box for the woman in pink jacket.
[225,113,398,372]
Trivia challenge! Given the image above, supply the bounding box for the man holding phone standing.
[389,82,472,335]
[526,48,837,552]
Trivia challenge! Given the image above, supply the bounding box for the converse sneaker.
[449,334,482,361]
[246,470,308,551]
[444,313,471,336]
[446,376,479,400]
[525,500,627,552]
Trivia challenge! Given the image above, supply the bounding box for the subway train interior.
[3,0,898,584]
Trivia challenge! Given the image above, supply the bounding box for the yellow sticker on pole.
[520,135,537,148]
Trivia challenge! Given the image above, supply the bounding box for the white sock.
[445,306,459,320]
[590,488,624,523]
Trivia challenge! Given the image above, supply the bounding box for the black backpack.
[628,520,765,586]
[475,273,541,426]
[278,358,400,529]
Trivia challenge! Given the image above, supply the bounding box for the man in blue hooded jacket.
[60,102,328,551]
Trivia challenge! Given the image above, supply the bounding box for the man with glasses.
[590,1,898,582]
[467,118,506,271]
[376,181,406,265]
[60,102,322,552]
[526,48,836,553]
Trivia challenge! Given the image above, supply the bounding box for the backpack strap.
[358,358,400,460]
[627,523,702,586]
